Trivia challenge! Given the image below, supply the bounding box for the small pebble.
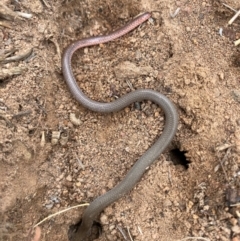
[232,225,240,234]
[66,175,72,182]
[109,225,115,231]
[100,214,108,224]
[232,236,240,241]
[45,203,54,209]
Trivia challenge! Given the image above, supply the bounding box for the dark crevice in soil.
[169,148,190,169]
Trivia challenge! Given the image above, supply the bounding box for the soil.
[1,0,240,240]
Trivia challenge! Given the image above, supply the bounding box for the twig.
[0,3,19,20]
[168,166,173,186]
[0,106,7,111]
[219,28,223,36]
[0,66,27,80]
[34,203,89,227]
[0,113,11,123]
[0,48,17,60]
[49,39,61,59]
[1,48,33,64]
[0,21,12,28]
[41,0,51,8]
[126,79,135,91]
[12,109,32,118]
[0,113,16,129]
[76,154,85,170]
[0,3,32,20]
[215,143,233,152]
[230,202,240,207]
[127,227,134,241]
[15,11,32,19]
[137,226,143,235]
[40,131,46,147]
[170,8,181,18]
[117,226,129,240]
[218,148,231,181]
[228,9,240,25]
[222,3,237,12]
[234,39,240,46]
[179,237,210,241]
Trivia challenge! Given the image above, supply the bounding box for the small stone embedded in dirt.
[109,225,115,231]
[100,214,108,224]
[63,181,73,188]
[226,187,240,206]
[69,113,82,126]
[230,218,238,226]
[45,202,54,209]
[51,131,61,145]
[66,175,73,182]
[62,189,68,196]
[232,90,240,103]
[75,182,81,187]
[232,225,240,234]
[163,199,172,208]
[114,61,153,80]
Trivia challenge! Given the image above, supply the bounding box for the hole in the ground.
[169,148,190,169]
[68,219,102,241]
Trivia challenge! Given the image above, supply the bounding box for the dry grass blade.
[228,9,240,25]
[179,237,211,241]
[0,3,32,20]
[12,110,32,118]
[0,66,27,80]
[0,3,19,20]
[33,203,89,227]
[222,3,237,12]
[170,7,181,18]
[41,0,51,8]
[127,227,134,241]
[117,226,129,240]
[15,11,32,19]
[230,202,240,207]
[2,48,33,64]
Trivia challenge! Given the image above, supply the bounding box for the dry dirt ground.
[1,0,240,240]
